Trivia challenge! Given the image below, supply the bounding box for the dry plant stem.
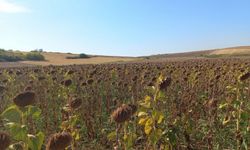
[72,139,75,150]
[69,109,75,150]
[152,88,159,150]
[116,123,120,149]
[71,125,76,150]
[21,111,29,150]
[236,83,240,150]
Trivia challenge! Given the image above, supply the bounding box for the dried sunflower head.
[159,77,171,90]
[67,70,75,75]
[69,98,82,110]
[13,91,36,107]
[111,104,135,123]
[46,132,72,150]
[64,79,72,87]
[128,104,137,115]
[24,86,32,91]
[0,85,5,93]
[239,72,250,82]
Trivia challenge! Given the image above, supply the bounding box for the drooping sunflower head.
[13,91,36,107]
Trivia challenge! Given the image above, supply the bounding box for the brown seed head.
[128,104,137,115]
[46,132,72,150]
[67,70,75,75]
[69,98,82,110]
[159,77,172,90]
[0,85,5,92]
[0,132,11,150]
[111,104,135,123]
[13,91,36,107]
[24,86,32,91]
[64,79,72,87]
[38,76,46,81]
[87,79,94,85]
[240,72,250,81]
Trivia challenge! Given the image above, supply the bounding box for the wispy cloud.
[0,0,30,13]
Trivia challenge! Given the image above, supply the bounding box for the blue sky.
[0,0,250,56]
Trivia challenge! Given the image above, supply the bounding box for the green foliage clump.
[66,53,90,59]
[79,53,89,58]
[25,52,45,61]
[0,50,25,62]
[0,49,45,62]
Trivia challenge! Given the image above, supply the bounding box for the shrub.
[0,50,25,62]
[0,49,45,62]
[79,53,89,58]
[25,52,45,61]
[66,53,90,59]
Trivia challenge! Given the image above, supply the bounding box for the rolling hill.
[146,46,250,59]
[210,46,250,55]
[1,46,250,68]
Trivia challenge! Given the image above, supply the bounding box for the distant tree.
[66,53,90,59]
[0,50,45,62]
[79,53,89,58]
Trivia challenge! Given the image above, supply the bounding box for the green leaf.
[125,133,137,149]
[157,114,164,124]
[145,125,152,135]
[145,118,154,126]
[28,106,41,120]
[167,129,177,145]
[222,116,230,125]
[233,100,241,108]
[242,139,248,150]
[28,132,45,150]
[149,129,162,145]
[1,105,21,123]
[139,102,151,109]
[69,115,79,127]
[36,132,45,150]
[107,131,117,141]
[152,110,158,119]
[152,110,164,124]
[6,123,28,141]
[28,134,38,150]
[219,103,228,109]
[138,117,148,125]
[138,111,148,117]
[240,112,249,121]
[139,96,152,108]
[144,96,151,103]
[157,91,166,99]
[75,132,80,140]
[145,118,153,135]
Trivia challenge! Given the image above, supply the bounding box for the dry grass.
[13,52,137,66]
[145,46,250,59]
[0,52,138,67]
[210,46,250,55]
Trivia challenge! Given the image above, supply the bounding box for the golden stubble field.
[210,46,250,55]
